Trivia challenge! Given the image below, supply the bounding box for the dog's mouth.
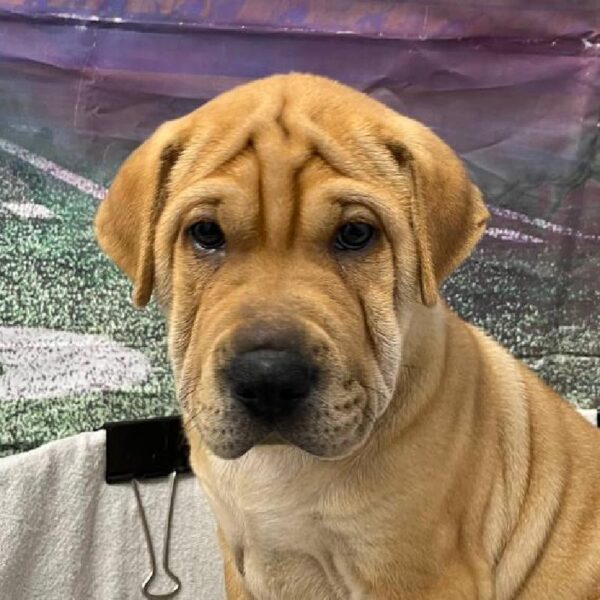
[185,379,378,461]
[181,321,386,460]
[257,431,288,446]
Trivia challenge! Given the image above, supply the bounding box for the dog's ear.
[95,119,189,308]
[388,137,489,307]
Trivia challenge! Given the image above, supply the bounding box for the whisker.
[176,372,206,409]
[182,405,206,430]
[177,372,204,395]
[360,383,390,401]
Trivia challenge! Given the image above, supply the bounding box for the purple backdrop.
[0,1,598,438]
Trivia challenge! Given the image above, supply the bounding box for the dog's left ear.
[388,134,489,307]
[95,118,189,308]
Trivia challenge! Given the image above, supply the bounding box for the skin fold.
[95,74,600,599]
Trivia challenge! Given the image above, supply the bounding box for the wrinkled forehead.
[168,80,406,199]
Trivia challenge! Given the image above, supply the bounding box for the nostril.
[234,384,259,402]
[280,383,311,401]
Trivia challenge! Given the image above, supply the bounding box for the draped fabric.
[0,1,598,454]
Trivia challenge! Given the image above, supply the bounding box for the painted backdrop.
[0,1,598,455]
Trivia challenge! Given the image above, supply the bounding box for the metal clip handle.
[131,471,182,599]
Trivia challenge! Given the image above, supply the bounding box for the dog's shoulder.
[458,315,600,597]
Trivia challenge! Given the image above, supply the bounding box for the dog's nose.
[227,349,316,419]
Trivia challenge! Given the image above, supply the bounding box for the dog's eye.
[188,220,225,250]
[334,222,375,251]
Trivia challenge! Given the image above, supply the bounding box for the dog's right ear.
[94,119,189,308]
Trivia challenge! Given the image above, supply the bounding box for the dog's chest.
[200,451,374,600]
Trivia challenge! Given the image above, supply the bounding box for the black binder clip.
[104,416,191,599]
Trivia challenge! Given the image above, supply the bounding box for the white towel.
[0,431,224,600]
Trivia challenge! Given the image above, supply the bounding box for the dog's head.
[95,74,488,460]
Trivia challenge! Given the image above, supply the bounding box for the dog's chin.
[201,427,269,460]
[204,437,259,460]
[280,423,375,461]
[202,421,375,461]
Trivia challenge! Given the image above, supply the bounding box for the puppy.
[95,73,600,599]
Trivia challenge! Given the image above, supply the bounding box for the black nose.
[227,349,316,419]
